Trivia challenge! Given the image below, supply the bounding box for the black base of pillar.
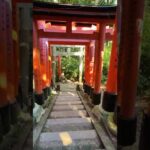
[0,114,3,142]
[139,113,150,150]
[90,87,94,99]
[102,91,117,112]
[84,84,88,93]
[56,84,60,91]
[35,92,44,105]
[84,84,91,95]
[118,116,137,146]
[10,102,19,124]
[47,87,51,95]
[86,85,91,95]
[92,92,101,105]
[117,105,121,113]
[43,88,48,100]
[76,84,80,91]
[0,105,11,135]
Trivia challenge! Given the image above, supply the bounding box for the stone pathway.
[35,83,104,150]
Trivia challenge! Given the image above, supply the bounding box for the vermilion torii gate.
[0,0,32,137]
[33,1,146,148]
[33,2,116,106]
[52,45,84,81]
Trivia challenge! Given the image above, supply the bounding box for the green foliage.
[34,0,117,6]
[137,0,150,96]
[58,0,93,5]
[102,42,112,84]
[56,43,112,83]
[61,56,80,81]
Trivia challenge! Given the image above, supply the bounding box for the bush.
[61,56,80,81]
[137,0,150,97]
[102,42,112,84]
[56,43,112,83]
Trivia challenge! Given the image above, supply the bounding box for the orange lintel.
[33,15,115,24]
[49,41,90,46]
[38,29,99,40]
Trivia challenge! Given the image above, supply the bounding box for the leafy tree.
[102,42,112,84]
[34,0,117,6]
[61,56,80,81]
[137,0,150,96]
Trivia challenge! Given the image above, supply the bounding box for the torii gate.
[33,1,116,105]
[52,45,84,83]
[32,0,147,149]
[48,40,93,85]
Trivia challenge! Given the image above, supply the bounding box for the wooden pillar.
[89,41,95,99]
[83,44,91,94]
[39,39,48,100]
[45,41,50,96]
[6,0,16,105]
[84,42,95,96]
[0,0,9,108]
[18,5,32,111]
[102,25,117,112]
[89,42,95,87]
[92,24,105,105]
[84,45,88,86]
[33,22,44,105]
[0,0,18,135]
[92,40,98,95]
[12,0,19,98]
[47,45,52,94]
[7,0,19,125]
[44,40,50,89]
[52,46,56,88]
[48,45,52,86]
[117,0,145,146]
[0,0,10,135]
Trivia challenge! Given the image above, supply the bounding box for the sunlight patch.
[68,92,75,96]
[59,132,72,146]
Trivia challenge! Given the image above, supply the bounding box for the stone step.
[57,96,80,101]
[56,98,80,102]
[59,92,78,96]
[61,89,76,91]
[43,118,93,132]
[53,104,84,111]
[36,130,101,150]
[55,101,82,105]
[59,91,77,93]
[58,94,78,97]
[50,110,88,118]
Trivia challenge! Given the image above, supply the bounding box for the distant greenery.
[61,56,80,81]
[102,42,112,84]
[34,0,115,84]
[34,0,117,6]
[137,0,150,96]
[55,43,111,83]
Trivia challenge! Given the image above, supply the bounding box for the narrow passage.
[36,83,103,150]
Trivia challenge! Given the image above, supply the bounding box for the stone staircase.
[35,83,104,150]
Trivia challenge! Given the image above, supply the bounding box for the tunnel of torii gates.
[32,1,147,147]
[51,45,85,84]
[33,4,117,112]
[0,0,147,148]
